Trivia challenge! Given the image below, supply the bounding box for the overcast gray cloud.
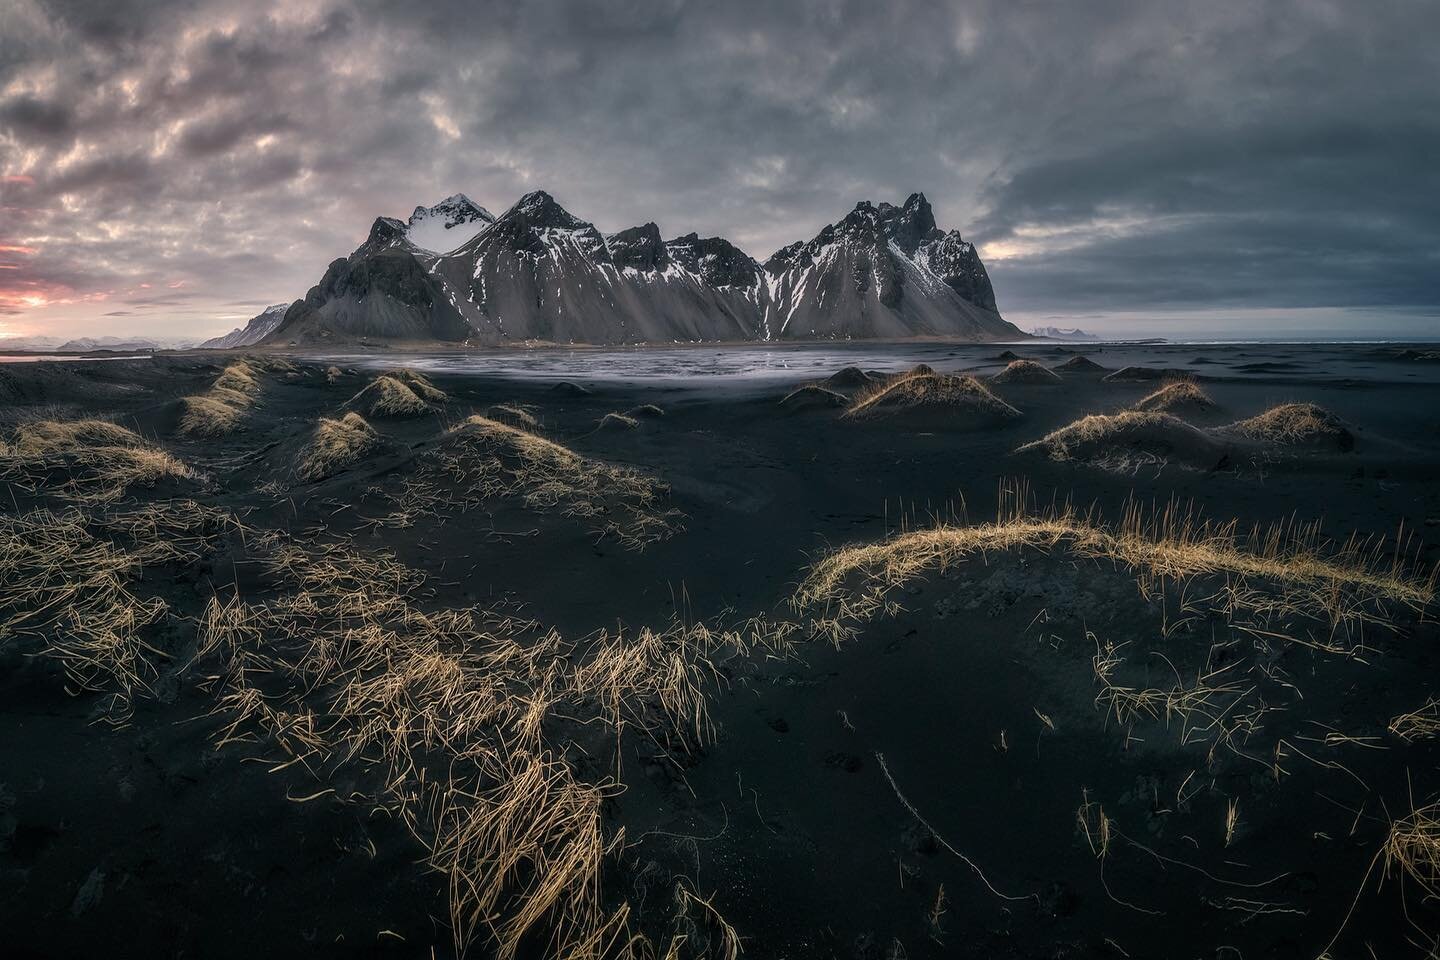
[1,0,1437,339]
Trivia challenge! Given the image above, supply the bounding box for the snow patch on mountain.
[405,194,495,253]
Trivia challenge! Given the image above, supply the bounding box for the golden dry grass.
[487,404,540,429]
[795,485,1433,639]
[0,418,194,501]
[377,415,680,548]
[296,412,380,481]
[1016,410,1224,468]
[194,530,772,958]
[596,412,639,431]
[348,375,431,418]
[991,359,1062,384]
[394,367,448,403]
[0,499,232,719]
[1219,402,1355,450]
[1133,380,1214,413]
[844,370,1020,425]
[1390,699,1440,741]
[178,360,264,437]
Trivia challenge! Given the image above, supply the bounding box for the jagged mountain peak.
[367,216,409,247]
[503,190,590,231]
[607,223,669,271]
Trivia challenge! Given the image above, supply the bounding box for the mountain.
[55,336,168,352]
[1032,326,1099,341]
[404,193,494,253]
[261,190,1021,346]
[200,304,290,349]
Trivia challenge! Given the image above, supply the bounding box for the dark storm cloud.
[1,0,1437,338]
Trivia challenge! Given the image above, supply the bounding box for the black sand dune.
[2,343,1440,960]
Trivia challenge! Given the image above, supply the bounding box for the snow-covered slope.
[263,191,1021,346]
[404,194,494,253]
[200,304,290,349]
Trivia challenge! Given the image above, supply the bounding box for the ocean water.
[298,340,1440,387]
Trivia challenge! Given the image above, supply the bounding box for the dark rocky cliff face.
[264,191,1017,346]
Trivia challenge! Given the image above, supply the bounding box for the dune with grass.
[991,359,1062,384]
[347,374,432,418]
[1217,402,1356,451]
[844,368,1021,429]
[373,414,680,548]
[1132,379,1215,414]
[1017,410,1228,469]
[296,412,381,481]
[1,418,195,502]
[178,359,264,437]
[1053,355,1107,373]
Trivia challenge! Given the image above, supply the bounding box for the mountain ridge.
[258,190,1021,346]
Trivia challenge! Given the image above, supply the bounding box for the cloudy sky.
[1,0,1437,342]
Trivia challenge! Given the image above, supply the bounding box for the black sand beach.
[2,341,1439,959]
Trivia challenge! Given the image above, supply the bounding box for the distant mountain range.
[1031,326,1099,341]
[0,335,197,352]
[218,190,1019,347]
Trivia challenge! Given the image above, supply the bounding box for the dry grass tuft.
[1017,411,1225,469]
[844,371,1020,427]
[394,368,448,403]
[374,415,680,548]
[1219,402,1355,451]
[178,360,263,437]
[348,375,431,418]
[0,418,194,501]
[1133,380,1214,413]
[795,484,1433,641]
[325,365,344,384]
[596,412,639,431]
[991,359,1062,384]
[487,404,540,429]
[297,412,380,481]
[1390,700,1440,741]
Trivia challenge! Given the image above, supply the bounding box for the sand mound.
[821,367,876,391]
[993,350,1021,362]
[844,371,1021,429]
[626,403,665,419]
[991,359,1062,384]
[392,368,447,403]
[383,415,679,548]
[1218,403,1355,451]
[595,412,639,431]
[0,418,194,501]
[296,412,381,481]
[1053,355,1106,373]
[551,380,591,396]
[779,385,848,411]
[1104,366,1196,383]
[1018,411,1228,469]
[347,376,430,418]
[178,360,263,438]
[1133,380,1215,413]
